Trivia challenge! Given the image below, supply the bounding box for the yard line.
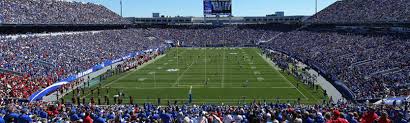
[258,53,309,100]
[172,58,196,87]
[243,49,263,87]
[221,48,225,88]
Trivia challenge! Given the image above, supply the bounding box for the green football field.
[63,48,326,104]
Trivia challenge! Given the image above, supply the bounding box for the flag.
[120,0,123,16]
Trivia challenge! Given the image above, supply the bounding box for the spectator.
[0,0,130,24]
[360,107,379,123]
[307,0,410,24]
[377,111,392,123]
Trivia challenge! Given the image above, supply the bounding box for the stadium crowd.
[263,31,410,100]
[0,25,279,99]
[148,27,281,47]
[308,0,410,23]
[0,29,165,99]
[1,27,409,102]
[0,100,409,123]
[0,0,129,24]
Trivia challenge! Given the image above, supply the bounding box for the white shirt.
[223,114,234,123]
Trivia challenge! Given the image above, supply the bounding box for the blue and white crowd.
[308,0,410,24]
[0,0,129,24]
[262,31,410,100]
[0,100,409,123]
[0,29,166,98]
[0,0,409,122]
[148,27,280,47]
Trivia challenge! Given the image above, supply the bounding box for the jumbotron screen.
[204,0,232,15]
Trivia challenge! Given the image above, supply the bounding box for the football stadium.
[0,0,409,122]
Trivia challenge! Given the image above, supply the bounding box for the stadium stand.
[0,29,165,98]
[307,0,410,24]
[148,27,282,47]
[262,31,410,100]
[0,101,408,123]
[0,0,410,122]
[0,0,130,24]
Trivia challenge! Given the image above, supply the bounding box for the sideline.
[259,53,309,100]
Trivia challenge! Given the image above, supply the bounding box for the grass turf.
[63,48,326,105]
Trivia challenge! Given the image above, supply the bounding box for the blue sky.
[75,0,337,17]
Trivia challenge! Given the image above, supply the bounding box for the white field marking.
[80,55,167,99]
[258,53,309,100]
[116,98,301,101]
[108,83,287,87]
[222,49,225,88]
[112,82,288,85]
[241,49,264,89]
[138,78,147,81]
[166,69,179,72]
[254,71,261,75]
[103,54,166,87]
[163,63,168,65]
[172,59,196,87]
[229,53,238,55]
[104,86,296,89]
[179,85,204,88]
[157,67,162,69]
[257,77,265,81]
[148,71,156,75]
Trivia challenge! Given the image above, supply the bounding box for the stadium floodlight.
[120,0,123,17]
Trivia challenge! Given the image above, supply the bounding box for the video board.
[204,0,232,15]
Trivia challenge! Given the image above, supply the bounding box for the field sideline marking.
[103,86,296,89]
[110,82,287,85]
[112,98,301,101]
[221,48,225,88]
[258,53,309,100]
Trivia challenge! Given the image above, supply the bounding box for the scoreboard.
[204,0,232,15]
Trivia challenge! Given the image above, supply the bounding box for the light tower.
[315,0,318,14]
[120,0,123,17]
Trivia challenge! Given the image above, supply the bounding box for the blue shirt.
[70,114,80,121]
[160,113,171,123]
[39,111,48,119]
[0,116,5,123]
[94,117,106,123]
[18,114,32,123]
[5,112,19,122]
